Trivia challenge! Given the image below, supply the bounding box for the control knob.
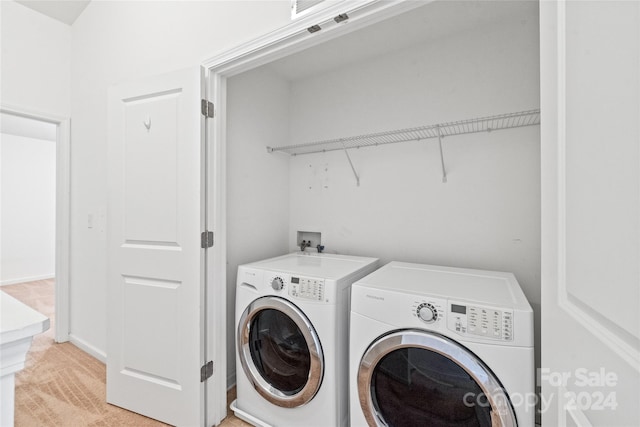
[417,303,437,323]
[271,277,284,291]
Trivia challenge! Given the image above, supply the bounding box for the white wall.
[226,67,291,383]
[69,1,291,359]
[287,13,540,301]
[1,133,57,285]
[0,1,71,117]
[286,9,541,370]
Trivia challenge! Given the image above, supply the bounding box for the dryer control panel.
[288,276,325,302]
[447,301,514,341]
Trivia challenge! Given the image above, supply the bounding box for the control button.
[271,277,284,291]
[417,303,437,323]
[419,307,434,322]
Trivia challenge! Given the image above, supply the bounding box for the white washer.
[232,252,379,427]
[350,262,535,427]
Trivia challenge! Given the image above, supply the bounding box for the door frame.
[0,103,71,344]
[201,0,426,421]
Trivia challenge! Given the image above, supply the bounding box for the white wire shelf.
[266,109,540,156]
[267,109,540,185]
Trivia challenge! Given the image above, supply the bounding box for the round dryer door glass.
[238,296,324,408]
[249,308,310,393]
[358,330,516,427]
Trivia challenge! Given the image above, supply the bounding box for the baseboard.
[69,334,107,364]
[0,274,55,286]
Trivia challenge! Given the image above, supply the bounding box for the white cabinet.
[0,292,49,427]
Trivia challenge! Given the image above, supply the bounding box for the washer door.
[238,296,324,408]
[358,330,517,427]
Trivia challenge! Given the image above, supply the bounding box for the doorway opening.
[0,108,70,343]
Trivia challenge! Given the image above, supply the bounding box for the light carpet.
[3,279,247,427]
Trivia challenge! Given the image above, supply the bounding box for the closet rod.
[266,109,540,157]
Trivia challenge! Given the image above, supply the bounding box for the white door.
[541,1,640,426]
[107,67,206,426]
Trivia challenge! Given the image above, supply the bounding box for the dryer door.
[358,329,517,427]
[237,296,324,408]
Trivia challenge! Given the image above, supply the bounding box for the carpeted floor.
[2,279,249,427]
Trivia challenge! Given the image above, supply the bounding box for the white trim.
[553,0,640,373]
[202,0,425,76]
[206,68,228,427]
[200,65,210,427]
[69,333,107,363]
[55,118,71,344]
[0,104,71,344]
[555,0,567,308]
[0,275,55,287]
[0,103,66,124]
[201,65,227,427]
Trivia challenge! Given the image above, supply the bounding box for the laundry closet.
[224,0,541,385]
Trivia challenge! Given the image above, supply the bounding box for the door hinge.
[200,361,213,382]
[201,99,214,118]
[201,231,214,248]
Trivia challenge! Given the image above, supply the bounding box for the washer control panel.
[288,276,325,302]
[447,301,513,341]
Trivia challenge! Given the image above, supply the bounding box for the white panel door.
[541,1,640,426]
[107,67,204,426]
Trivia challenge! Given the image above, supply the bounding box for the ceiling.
[15,0,91,25]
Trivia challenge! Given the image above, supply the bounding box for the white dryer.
[232,252,379,427]
[350,262,535,427]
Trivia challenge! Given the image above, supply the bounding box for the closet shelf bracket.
[437,125,447,183]
[342,142,360,187]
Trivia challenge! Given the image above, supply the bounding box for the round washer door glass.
[238,296,323,408]
[358,330,516,427]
